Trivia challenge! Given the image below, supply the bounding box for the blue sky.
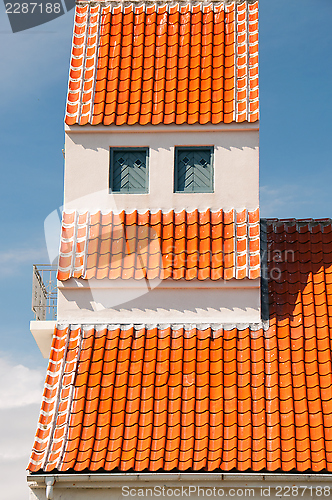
[0,0,331,497]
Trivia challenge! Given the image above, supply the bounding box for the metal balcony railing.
[32,265,57,320]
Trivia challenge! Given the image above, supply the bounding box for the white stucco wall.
[52,123,261,338]
[30,320,56,358]
[64,123,259,213]
[57,278,261,324]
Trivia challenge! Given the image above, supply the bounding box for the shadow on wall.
[60,285,258,315]
[67,127,258,153]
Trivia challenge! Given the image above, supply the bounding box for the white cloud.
[0,404,42,499]
[0,356,46,499]
[0,247,47,264]
[0,245,49,278]
[260,183,327,219]
[0,454,33,500]
[260,184,302,217]
[0,404,41,460]
[0,356,44,409]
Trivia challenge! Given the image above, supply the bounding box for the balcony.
[32,265,57,321]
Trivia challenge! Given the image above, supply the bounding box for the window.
[174,147,214,193]
[110,148,148,193]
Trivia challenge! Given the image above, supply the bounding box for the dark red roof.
[28,219,332,473]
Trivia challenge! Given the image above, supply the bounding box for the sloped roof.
[29,219,332,473]
[65,0,259,126]
[58,208,260,281]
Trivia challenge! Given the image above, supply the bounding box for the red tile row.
[266,219,332,473]
[266,220,332,326]
[57,208,260,281]
[65,1,259,126]
[28,218,332,473]
[28,317,332,473]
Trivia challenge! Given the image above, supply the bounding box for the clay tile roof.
[57,208,261,281]
[29,219,332,473]
[65,0,259,126]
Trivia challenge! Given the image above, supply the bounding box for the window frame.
[174,146,214,194]
[109,147,149,194]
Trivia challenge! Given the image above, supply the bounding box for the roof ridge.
[263,217,332,227]
[75,0,258,4]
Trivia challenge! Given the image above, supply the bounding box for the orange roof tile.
[29,219,332,473]
[57,208,260,281]
[65,1,259,126]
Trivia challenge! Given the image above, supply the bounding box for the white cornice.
[65,123,259,134]
[28,472,332,487]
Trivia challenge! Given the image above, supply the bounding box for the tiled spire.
[65,1,259,126]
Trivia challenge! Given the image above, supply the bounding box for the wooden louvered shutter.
[175,147,213,193]
[111,148,148,193]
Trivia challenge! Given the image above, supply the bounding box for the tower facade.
[58,0,260,328]
[28,4,332,497]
